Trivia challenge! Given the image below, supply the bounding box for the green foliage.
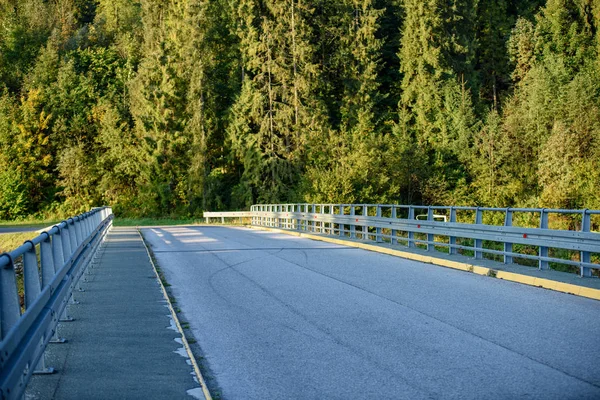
[0,154,29,219]
[0,232,36,254]
[0,0,55,92]
[228,0,326,204]
[0,0,598,219]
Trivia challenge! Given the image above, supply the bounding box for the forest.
[0,0,599,219]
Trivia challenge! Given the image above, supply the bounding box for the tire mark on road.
[269,249,600,390]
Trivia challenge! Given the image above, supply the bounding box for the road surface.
[142,226,600,400]
[0,226,45,234]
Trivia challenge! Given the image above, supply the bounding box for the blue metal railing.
[249,204,600,277]
[0,207,113,400]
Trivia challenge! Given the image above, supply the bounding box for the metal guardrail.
[238,204,600,277]
[204,211,253,224]
[0,207,113,400]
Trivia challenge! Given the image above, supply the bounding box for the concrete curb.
[252,226,600,302]
[138,229,213,400]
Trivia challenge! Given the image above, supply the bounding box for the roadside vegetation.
[0,232,36,253]
[0,220,57,228]
[1,1,599,221]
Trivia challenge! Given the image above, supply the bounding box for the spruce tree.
[228,0,325,205]
[496,0,600,208]
[129,0,190,214]
[398,0,477,204]
[304,0,403,204]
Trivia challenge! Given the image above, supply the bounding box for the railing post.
[73,217,82,246]
[50,227,67,343]
[330,204,335,235]
[311,204,316,232]
[408,207,415,248]
[23,242,41,309]
[52,227,65,271]
[474,208,483,259]
[23,242,55,374]
[504,208,513,264]
[65,219,82,303]
[82,212,88,237]
[62,223,72,263]
[449,207,457,255]
[68,218,77,252]
[350,206,356,239]
[539,209,549,270]
[338,205,344,237]
[40,233,55,287]
[391,206,397,245]
[375,205,382,242]
[359,205,364,239]
[54,225,74,324]
[363,204,368,240]
[272,205,276,228]
[427,207,434,251]
[581,210,592,277]
[0,254,21,341]
[318,205,322,233]
[283,205,287,229]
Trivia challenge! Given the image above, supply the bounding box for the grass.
[0,232,37,253]
[0,218,60,228]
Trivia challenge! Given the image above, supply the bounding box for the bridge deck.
[26,227,203,399]
[143,226,600,400]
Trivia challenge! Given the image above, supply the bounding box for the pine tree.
[304,0,403,204]
[497,0,600,208]
[129,0,190,215]
[398,0,449,147]
[175,0,240,213]
[228,0,326,205]
[476,0,512,109]
[398,0,478,204]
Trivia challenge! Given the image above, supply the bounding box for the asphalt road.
[0,226,44,234]
[142,226,600,400]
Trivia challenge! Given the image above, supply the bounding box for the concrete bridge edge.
[138,229,213,400]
